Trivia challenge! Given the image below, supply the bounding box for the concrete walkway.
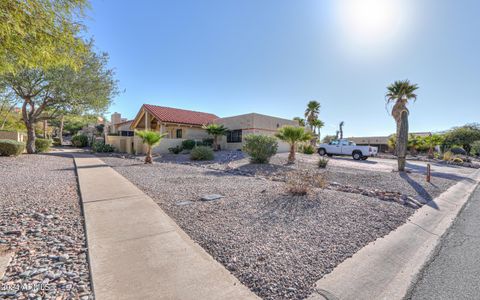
[307,168,480,300]
[408,185,480,300]
[74,154,257,300]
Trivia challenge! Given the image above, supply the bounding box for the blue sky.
[85,0,479,137]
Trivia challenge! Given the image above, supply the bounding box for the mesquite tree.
[386,80,419,172]
[1,46,117,153]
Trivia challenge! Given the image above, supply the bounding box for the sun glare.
[335,0,406,48]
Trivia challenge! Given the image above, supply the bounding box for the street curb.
[307,168,480,300]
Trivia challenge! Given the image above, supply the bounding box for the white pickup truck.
[318,139,378,160]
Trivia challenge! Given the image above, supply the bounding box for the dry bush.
[285,170,327,196]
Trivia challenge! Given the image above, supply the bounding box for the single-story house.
[106,104,297,154]
[348,132,433,153]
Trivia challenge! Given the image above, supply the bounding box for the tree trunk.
[288,143,296,164]
[213,136,218,151]
[26,122,36,154]
[396,111,409,172]
[43,120,48,138]
[145,146,152,164]
[59,115,64,145]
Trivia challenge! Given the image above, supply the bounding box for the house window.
[227,130,242,143]
[176,129,183,139]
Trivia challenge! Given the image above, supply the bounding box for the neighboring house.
[114,120,134,136]
[348,136,391,153]
[349,132,433,153]
[106,103,298,154]
[216,113,297,152]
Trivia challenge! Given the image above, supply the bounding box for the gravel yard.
[0,154,92,300]
[101,156,417,300]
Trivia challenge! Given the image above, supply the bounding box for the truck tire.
[352,151,362,160]
[318,148,327,156]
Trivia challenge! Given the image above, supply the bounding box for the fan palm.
[275,125,313,163]
[311,119,325,141]
[304,101,321,131]
[386,79,419,171]
[293,117,306,127]
[136,130,167,164]
[203,123,228,151]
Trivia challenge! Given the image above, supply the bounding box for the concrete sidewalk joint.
[73,154,258,300]
[307,168,480,300]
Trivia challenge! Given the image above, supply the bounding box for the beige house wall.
[215,113,297,153]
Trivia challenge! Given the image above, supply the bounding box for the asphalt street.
[408,185,480,300]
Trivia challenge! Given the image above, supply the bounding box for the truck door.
[341,140,353,155]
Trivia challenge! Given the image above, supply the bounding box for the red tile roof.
[143,104,218,126]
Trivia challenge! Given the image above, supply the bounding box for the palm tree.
[311,119,325,141]
[339,121,345,139]
[136,130,167,164]
[386,79,419,171]
[203,123,228,151]
[408,134,422,156]
[293,117,306,127]
[304,100,321,131]
[275,125,313,163]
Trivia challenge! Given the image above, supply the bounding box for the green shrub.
[92,141,115,152]
[242,134,278,163]
[318,157,329,168]
[302,144,315,154]
[0,139,25,156]
[168,145,183,154]
[181,139,196,150]
[190,146,214,161]
[471,140,480,156]
[72,134,89,147]
[35,138,52,153]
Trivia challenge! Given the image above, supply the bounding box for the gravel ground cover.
[0,154,92,300]
[101,156,416,300]
[147,151,458,202]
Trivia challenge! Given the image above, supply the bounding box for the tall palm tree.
[293,117,306,127]
[339,121,345,139]
[386,79,419,171]
[203,123,228,151]
[136,130,167,164]
[304,100,321,131]
[311,119,325,141]
[275,125,313,163]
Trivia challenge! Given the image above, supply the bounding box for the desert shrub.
[471,140,480,156]
[318,157,329,168]
[302,144,315,154]
[168,145,183,154]
[92,141,115,152]
[242,134,278,163]
[35,138,52,153]
[450,147,467,156]
[181,139,196,150]
[72,134,89,147]
[443,151,453,161]
[190,146,214,161]
[285,170,326,196]
[452,157,464,163]
[52,137,61,146]
[0,139,25,156]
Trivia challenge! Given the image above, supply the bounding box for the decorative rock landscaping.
[0,154,92,300]
[100,156,422,300]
